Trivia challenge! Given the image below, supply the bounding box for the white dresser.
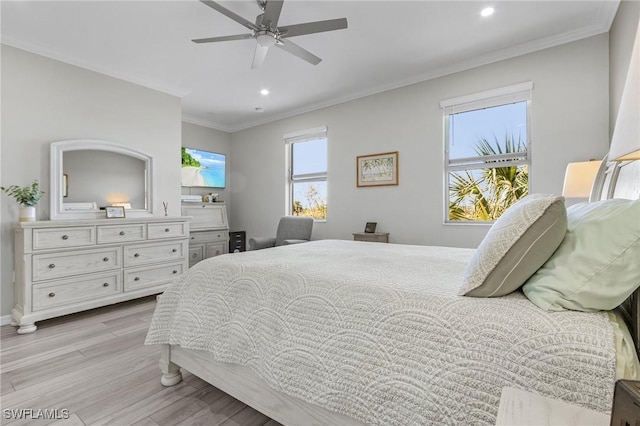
[12,216,190,334]
[181,203,229,267]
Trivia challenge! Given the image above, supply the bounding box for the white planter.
[19,206,36,222]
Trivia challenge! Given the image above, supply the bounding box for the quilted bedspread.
[145,239,616,425]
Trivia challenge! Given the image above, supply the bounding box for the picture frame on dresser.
[105,206,125,218]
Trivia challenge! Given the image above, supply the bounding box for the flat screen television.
[181,147,226,188]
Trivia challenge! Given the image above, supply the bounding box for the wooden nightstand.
[352,232,389,243]
[495,387,610,426]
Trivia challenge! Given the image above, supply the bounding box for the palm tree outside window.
[442,83,532,222]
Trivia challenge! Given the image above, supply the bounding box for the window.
[285,127,327,220]
[441,82,532,222]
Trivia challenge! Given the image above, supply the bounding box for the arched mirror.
[50,140,153,220]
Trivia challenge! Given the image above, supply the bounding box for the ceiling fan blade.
[279,18,348,38]
[252,44,270,69]
[262,0,284,28]
[199,0,258,31]
[192,33,253,44]
[276,39,321,65]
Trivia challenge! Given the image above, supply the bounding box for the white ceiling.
[1,0,619,132]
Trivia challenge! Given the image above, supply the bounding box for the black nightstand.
[229,231,246,252]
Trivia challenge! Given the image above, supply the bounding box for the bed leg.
[159,345,182,387]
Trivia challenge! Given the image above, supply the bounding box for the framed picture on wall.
[356,151,399,187]
[105,206,125,219]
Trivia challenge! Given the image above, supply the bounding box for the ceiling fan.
[192,0,348,69]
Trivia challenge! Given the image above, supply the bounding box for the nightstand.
[352,232,389,243]
[495,387,609,426]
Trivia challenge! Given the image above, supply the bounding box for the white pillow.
[523,199,640,311]
[459,194,567,297]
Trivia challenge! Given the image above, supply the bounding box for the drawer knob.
[48,292,55,298]
[172,270,178,274]
[61,235,69,240]
[134,253,140,258]
[192,253,197,258]
[134,277,140,281]
[119,231,125,236]
[191,236,195,240]
[48,263,56,269]
[172,249,177,253]
[215,251,220,255]
[103,257,109,262]
[165,228,170,232]
[103,282,110,287]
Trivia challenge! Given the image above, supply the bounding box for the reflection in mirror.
[50,140,153,220]
[63,150,145,210]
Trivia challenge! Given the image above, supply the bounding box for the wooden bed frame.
[159,156,639,426]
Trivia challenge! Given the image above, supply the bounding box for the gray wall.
[181,122,232,221]
[609,0,640,138]
[1,45,182,319]
[230,35,610,248]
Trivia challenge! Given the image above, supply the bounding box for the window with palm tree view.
[445,92,530,222]
[287,131,327,220]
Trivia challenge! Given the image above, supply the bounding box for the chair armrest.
[248,237,277,250]
[281,239,310,246]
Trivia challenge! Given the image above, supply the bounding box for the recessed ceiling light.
[254,107,265,113]
[260,89,269,96]
[481,7,494,17]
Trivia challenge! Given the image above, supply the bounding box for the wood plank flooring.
[0,296,283,426]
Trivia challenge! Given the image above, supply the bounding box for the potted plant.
[1,180,45,222]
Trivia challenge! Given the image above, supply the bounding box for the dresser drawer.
[32,227,96,250]
[32,247,122,281]
[148,222,188,240]
[190,230,228,244]
[124,262,184,291]
[97,224,146,244]
[32,272,121,311]
[124,240,188,267]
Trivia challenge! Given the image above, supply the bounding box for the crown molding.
[228,16,616,133]
[181,114,234,133]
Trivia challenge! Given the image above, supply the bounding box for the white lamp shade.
[562,161,602,198]
[610,22,640,161]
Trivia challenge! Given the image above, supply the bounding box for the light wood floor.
[1,296,283,426]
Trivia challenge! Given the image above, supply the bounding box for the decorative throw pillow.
[523,199,640,311]
[459,194,567,297]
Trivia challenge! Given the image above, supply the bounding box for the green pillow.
[523,199,640,311]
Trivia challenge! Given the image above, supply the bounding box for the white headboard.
[591,156,640,355]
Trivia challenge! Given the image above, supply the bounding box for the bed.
[145,155,640,425]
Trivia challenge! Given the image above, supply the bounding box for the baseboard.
[1,315,13,326]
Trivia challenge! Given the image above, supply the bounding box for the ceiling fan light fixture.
[256,32,277,47]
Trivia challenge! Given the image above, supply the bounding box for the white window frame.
[441,82,533,223]
[284,126,328,221]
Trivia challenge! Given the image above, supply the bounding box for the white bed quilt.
[145,239,616,425]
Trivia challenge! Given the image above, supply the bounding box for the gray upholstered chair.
[248,216,314,250]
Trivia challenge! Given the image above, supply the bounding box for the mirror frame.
[50,139,154,220]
